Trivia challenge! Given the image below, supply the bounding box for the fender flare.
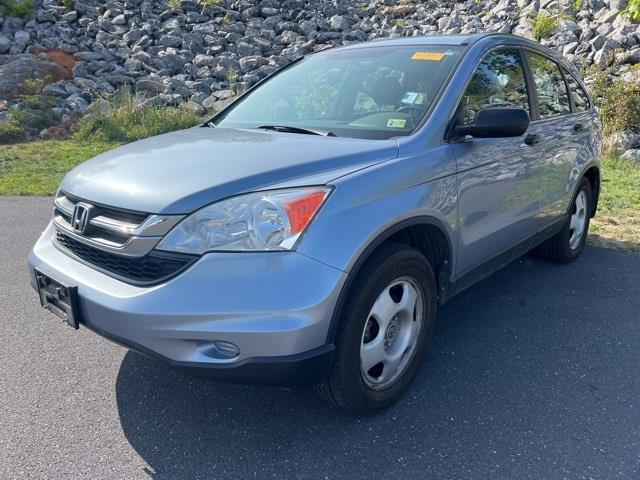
[570,162,601,217]
[325,215,454,343]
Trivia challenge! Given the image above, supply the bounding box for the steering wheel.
[396,105,427,115]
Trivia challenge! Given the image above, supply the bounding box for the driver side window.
[462,48,530,124]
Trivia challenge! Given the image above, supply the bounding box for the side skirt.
[442,215,567,302]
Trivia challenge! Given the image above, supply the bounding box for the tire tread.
[315,242,435,414]
[538,178,592,263]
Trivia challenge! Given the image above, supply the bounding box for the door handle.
[524,133,543,146]
[573,123,585,133]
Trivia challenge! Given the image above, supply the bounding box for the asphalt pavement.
[1,195,640,479]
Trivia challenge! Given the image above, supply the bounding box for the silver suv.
[29,34,601,415]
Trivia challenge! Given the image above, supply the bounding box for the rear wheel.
[316,242,437,415]
[538,177,592,263]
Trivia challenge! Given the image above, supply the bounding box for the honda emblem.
[71,203,92,234]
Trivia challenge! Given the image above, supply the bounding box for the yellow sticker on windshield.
[387,119,407,128]
[412,52,445,61]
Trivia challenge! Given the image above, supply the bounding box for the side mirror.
[454,107,530,138]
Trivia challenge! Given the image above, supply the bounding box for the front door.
[452,47,544,276]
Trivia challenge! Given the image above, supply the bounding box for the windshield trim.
[205,43,470,140]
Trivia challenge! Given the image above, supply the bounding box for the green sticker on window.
[386,118,407,128]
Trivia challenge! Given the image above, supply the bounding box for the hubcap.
[360,277,424,390]
[569,190,588,250]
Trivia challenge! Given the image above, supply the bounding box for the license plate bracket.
[35,270,80,329]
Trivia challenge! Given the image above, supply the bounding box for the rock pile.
[0,0,639,151]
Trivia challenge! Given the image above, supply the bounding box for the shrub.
[18,93,58,111]
[571,0,584,12]
[622,0,640,21]
[0,0,34,18]
[168,0,180,8]
[589,69,640,135]
[530,11,559,40]
[73,91,203,143]
[0,94,59,143]
[395,19,406,28]
[0,120,26,144]
[11,108,54,133]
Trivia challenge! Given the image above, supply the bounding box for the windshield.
[214,45,463,140]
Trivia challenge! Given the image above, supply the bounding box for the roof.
[335,33,492,50]
[319,33,574,69]
[332,33,543,51]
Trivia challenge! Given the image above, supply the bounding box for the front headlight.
[156,187,331,254]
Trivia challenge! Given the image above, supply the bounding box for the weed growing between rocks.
[571,0,584,13]
[530,11,560,40]
[198,0,222,7]
[623,0,640,21]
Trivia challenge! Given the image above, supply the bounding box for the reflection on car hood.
[61,127,398,214]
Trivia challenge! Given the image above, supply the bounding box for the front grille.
[54,191,149,246]
[55,232,197,285]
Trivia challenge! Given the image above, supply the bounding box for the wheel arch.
[582,164,600,217]
[326,216,455,344]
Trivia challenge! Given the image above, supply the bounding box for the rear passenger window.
[564,70,590,112]
[526,52,570,118]
[461,48,529,124]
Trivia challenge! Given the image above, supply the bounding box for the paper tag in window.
[411,52,445,61]
[387,118,407,128]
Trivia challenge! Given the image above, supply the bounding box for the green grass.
[0,140,121,195]
[74,93,203,143]
[588,157,640,252]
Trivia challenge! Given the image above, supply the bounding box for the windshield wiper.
[258,125,337,137]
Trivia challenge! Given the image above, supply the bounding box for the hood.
[61,127,398,214]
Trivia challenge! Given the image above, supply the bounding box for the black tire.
[315,242,438,415]
[538,177,592,263]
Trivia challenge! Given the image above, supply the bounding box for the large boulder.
[606,128,640,155]
[0,54,71,100]
[621,149,640,163]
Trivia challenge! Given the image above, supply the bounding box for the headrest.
[370,76,403,106]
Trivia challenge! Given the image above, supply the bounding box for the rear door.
[521,50,580,227]
[453,47,544,276]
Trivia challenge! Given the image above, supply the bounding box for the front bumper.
[28,222,346,386]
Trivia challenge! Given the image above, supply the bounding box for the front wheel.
[538,177,592,263]
[316,242,437,415]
